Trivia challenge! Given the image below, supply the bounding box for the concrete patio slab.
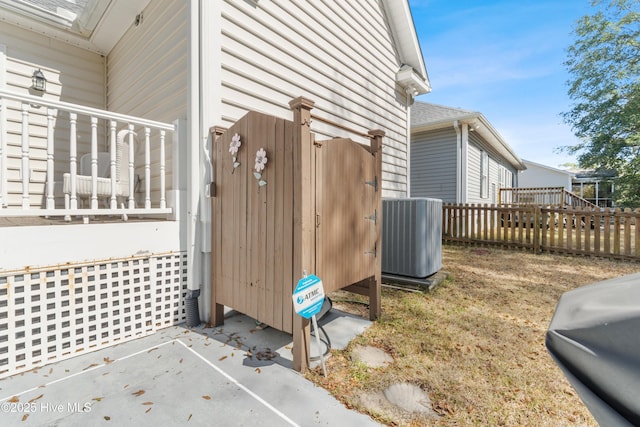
[0,309,379,426]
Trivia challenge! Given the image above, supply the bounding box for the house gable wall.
[221,0,409,197]
[519,162,572,191]
[410,127,457,202]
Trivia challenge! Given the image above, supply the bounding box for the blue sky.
[409,0,595,169]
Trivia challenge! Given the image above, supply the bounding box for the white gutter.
[187,0,200,297]
[405,89,413,197]
[198,0,222,321]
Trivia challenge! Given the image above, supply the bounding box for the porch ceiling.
[0,0,150,54]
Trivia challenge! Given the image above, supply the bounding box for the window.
[481,151,489,198]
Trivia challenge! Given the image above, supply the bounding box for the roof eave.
[383,0,431,95]
[472,115,526,170]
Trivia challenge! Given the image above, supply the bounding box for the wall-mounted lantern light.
[31,69,47,92]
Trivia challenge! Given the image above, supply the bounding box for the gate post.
[289,96,315,372]
[368,129,384,320]
[210,126,227,327]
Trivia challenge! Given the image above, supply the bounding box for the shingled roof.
[411,101,525,170]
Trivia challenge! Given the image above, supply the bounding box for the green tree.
[562,0,640,207]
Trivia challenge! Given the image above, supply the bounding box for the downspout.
[460,122,469,203]
[454,120,461,203]
[198,0,222,322]
[405,87,414,198]
[185,0,201,326]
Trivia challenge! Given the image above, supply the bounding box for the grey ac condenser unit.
[382,198,442,278]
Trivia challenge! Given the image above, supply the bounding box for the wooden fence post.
[368,129,384,320]
[210,126,227,328]
[289,96,315,373]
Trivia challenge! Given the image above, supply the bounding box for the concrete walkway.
[0,310,380,426]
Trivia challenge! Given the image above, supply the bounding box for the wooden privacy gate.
[210,97,383,371]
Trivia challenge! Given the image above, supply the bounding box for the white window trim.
[480,150,489,198]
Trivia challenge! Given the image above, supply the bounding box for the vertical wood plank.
[624,208,632,256]
[614,208,621,255]
[282,119,294,334]
[210,126,226,326]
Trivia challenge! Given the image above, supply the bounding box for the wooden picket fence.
[443,203,640,261]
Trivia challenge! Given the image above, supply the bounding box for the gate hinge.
[365,176,378,191]
[316,213,321,227]
[209,182,216,197]
[365,209,377,224]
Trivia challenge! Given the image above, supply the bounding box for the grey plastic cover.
[546,272,640,427]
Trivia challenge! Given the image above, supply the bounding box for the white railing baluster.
[109,120,117,209]
[128,123,135,209]
[0,96,6,208]
[144,127,151,209]
[46,108,55,209]
[69,112,78,210]
[90,116,98,209]
[21,103,29,209]
[159,129,166,209]
[0,89,175,218]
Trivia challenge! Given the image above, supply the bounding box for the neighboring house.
[518,161,615,207]
[519,160,574,191]
[410,102,525,204]
[0,0,430,376]
[571,168,617,208]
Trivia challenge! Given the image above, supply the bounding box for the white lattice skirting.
[0,252,188,378]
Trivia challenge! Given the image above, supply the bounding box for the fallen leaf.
[49,368,53,374]
[28,394,44,403]
[145,407,152,413]
[142,402,153,405]
[132,390,145,397]
[179,358,183,364]
[147,348,158,353]
[219,355,227,361]
[202,395,211,400]
[255,368,261,374]
[104,416,111,421]
[22,414,29,422]
[83,363,98,371]
[8,396,19,403]
[93,397,103,402]
[188,414,192,421]
[123,384,129,389]
[104,357,113,364]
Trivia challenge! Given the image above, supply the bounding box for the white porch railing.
[0,89,176,220]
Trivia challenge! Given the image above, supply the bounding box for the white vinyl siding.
[106,0,188,195]
[410,128,457,202]
[467,133,519,204]
[0,22,105,208]
[221,0,409,197]
[107,1,187,123]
